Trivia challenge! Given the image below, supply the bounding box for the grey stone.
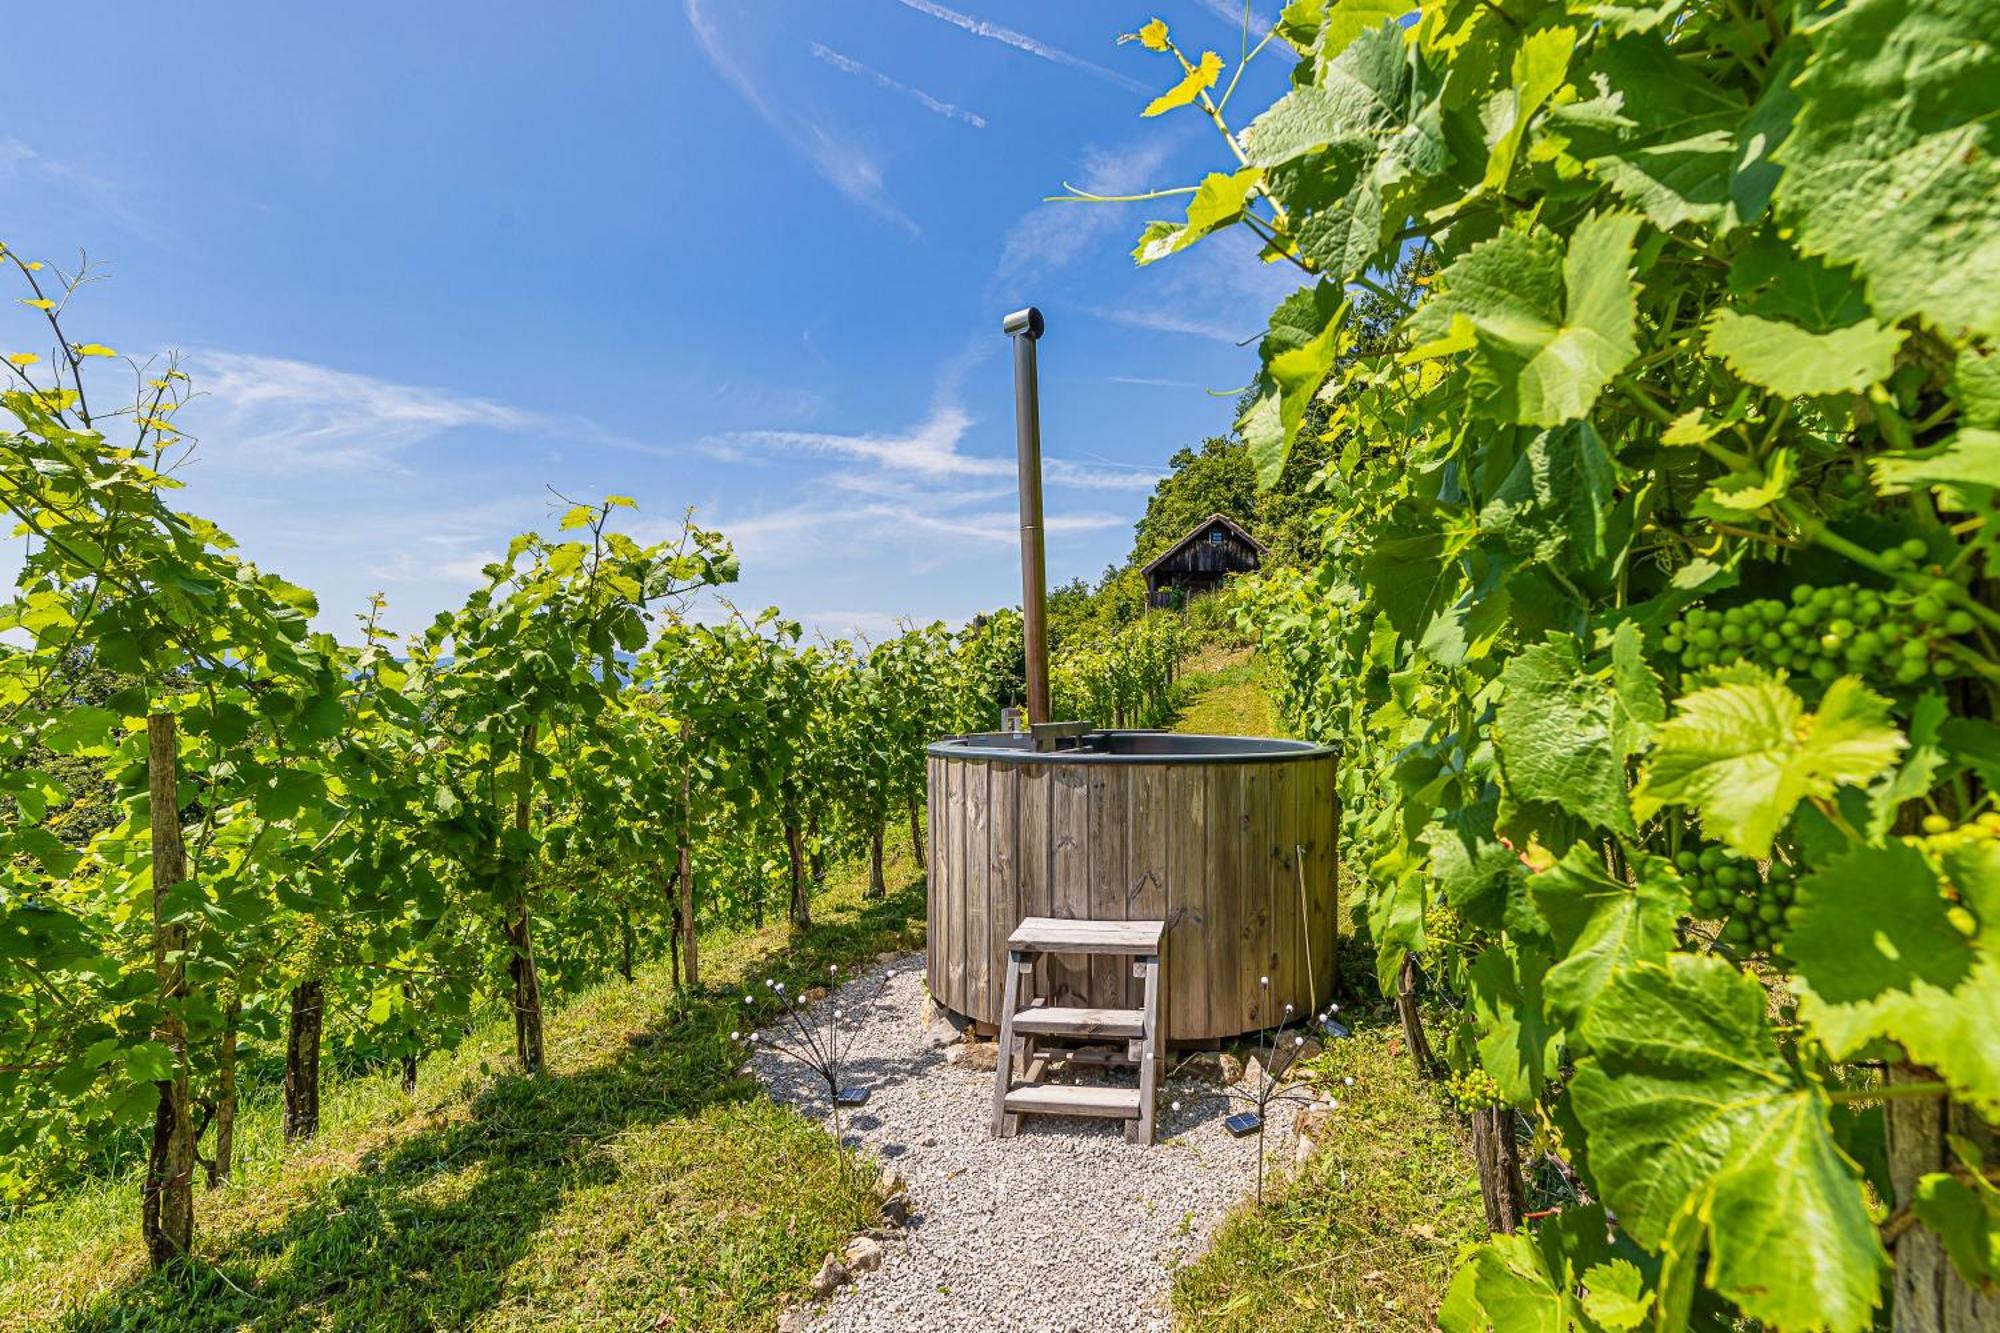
[809,1254,849,1298]
[844,1235,885,1273]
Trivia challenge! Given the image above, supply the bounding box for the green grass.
[1166,646,1485,1331]
[1171,981,1484,1331]
[0,849,928,1331]
[1170,647,1279,740]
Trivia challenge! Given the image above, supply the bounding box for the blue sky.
[2,1,1299,643]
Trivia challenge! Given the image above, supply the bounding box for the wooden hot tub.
[925,731,1338,1044]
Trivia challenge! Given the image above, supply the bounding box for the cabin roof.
[1138,512,1265,578]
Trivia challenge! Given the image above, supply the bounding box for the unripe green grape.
[1733,892,1757,914]
[1694,628,1719,649]
[1900,538,1930,562]
[1661,635,1684,654]
[1785,905,1806,927]
[1914,597,1945,623]
[1715,865,1741,888]
[1934,658,1960,678]
[1698,847,1723,872]
[1946,609,1975,636]
[1675,849,1698,871]
[1757,902,1781,923]
[1722,918,1750,942]
[1811,659,1840,681]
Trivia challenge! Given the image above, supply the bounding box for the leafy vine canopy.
[1112,0,1998,1326]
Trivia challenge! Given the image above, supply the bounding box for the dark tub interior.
[926,730,1334,764]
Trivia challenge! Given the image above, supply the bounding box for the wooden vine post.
[785,816,812,930]
[908,797,926,872]
[1395,954,1434,1079]
[210,994,240,1185]
[141,713,194,1269]
[675,727,699,989]
[506,721,545,1074]
[282,979,323,1140]
[867,827,886,899]
[1471,1104,1527,1235]
[1885,1066,2000,1331]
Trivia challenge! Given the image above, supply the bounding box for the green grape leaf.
[1692,444,1795,518]
[1310,0,1412,64]
[40,703,122,756]
[1439,1205,1628,1332]
[1572,955,1887,1331]
[1468,942,1559,1106]
[1496,632,1637,833]
[1134,168,1262,265]
[1408,211,1641,426]
[1579,1258,1650,1331]
[1775,0,2000,339]
[1910,1171,2000,1288]
[1437,1232,1573,1333]
[1630,671,1905,858]
[1553,32,1742,229]
[1870,428,2000,496]
[1143,49,1224,118]
[1359,508,1460,640]
[1705,310,1906,398]
[1530,844,1683,1025]
[1482,25,1575,190]
[1608,620,1664,749]
[1786,842,1979,1050]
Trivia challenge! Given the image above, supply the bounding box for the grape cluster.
[1677,843,1798,955]
[1444,1067,1504,1112]
[1662,565,1974,688]
[1907,812,1998,939]
[1419,901,1463,972]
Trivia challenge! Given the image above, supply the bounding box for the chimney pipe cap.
[1001,306,1045,340]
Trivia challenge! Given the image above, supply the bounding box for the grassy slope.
[0,851,927,1332]
[1166,651,1484,1331]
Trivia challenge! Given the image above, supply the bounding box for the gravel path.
[750,955,1313,1333]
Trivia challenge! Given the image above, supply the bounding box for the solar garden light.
[1171,976,1343,1205]
[733,964,897,1181]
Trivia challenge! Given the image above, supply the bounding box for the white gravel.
[750,955,1315,1333]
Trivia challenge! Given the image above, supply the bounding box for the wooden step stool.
[990,917,1167,1146]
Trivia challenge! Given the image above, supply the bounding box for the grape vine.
[1113,0,2000,1326]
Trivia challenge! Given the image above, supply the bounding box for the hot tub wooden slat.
[942,758,963,1011]
[1127,764,1169,1010]
[1087,765,1129,1008]
[1168,764,1210,1038]
[988,761,1018,1036]
[1017,763,1053,1003]
[928,738,1336,1043]
[1049,767,1091,1006]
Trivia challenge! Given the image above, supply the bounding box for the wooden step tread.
[1007,916,1165,955]
[1009,1006,1146,1039]
[1003,1083,1143,1119]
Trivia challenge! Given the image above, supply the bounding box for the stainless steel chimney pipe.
[1002,306,1050,726]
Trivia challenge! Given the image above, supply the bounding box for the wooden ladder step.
[1009,1006,1146,1040]
[1002,1083,1143,1120]
[1006,916,1166,955]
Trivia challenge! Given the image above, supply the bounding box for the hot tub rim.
[925,729,1340,766]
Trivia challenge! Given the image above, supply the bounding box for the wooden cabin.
[1141,512,1264,608]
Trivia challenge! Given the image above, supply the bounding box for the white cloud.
[711,400,1162,491]
[685,0,920,235]
[192,352,538,472]
[1191,0,1279,40]
[0,138,169,245]
[1085,234,1302,346]
[997,139,1177,283]
[809,43,987,128]
[890,0,1146,93]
